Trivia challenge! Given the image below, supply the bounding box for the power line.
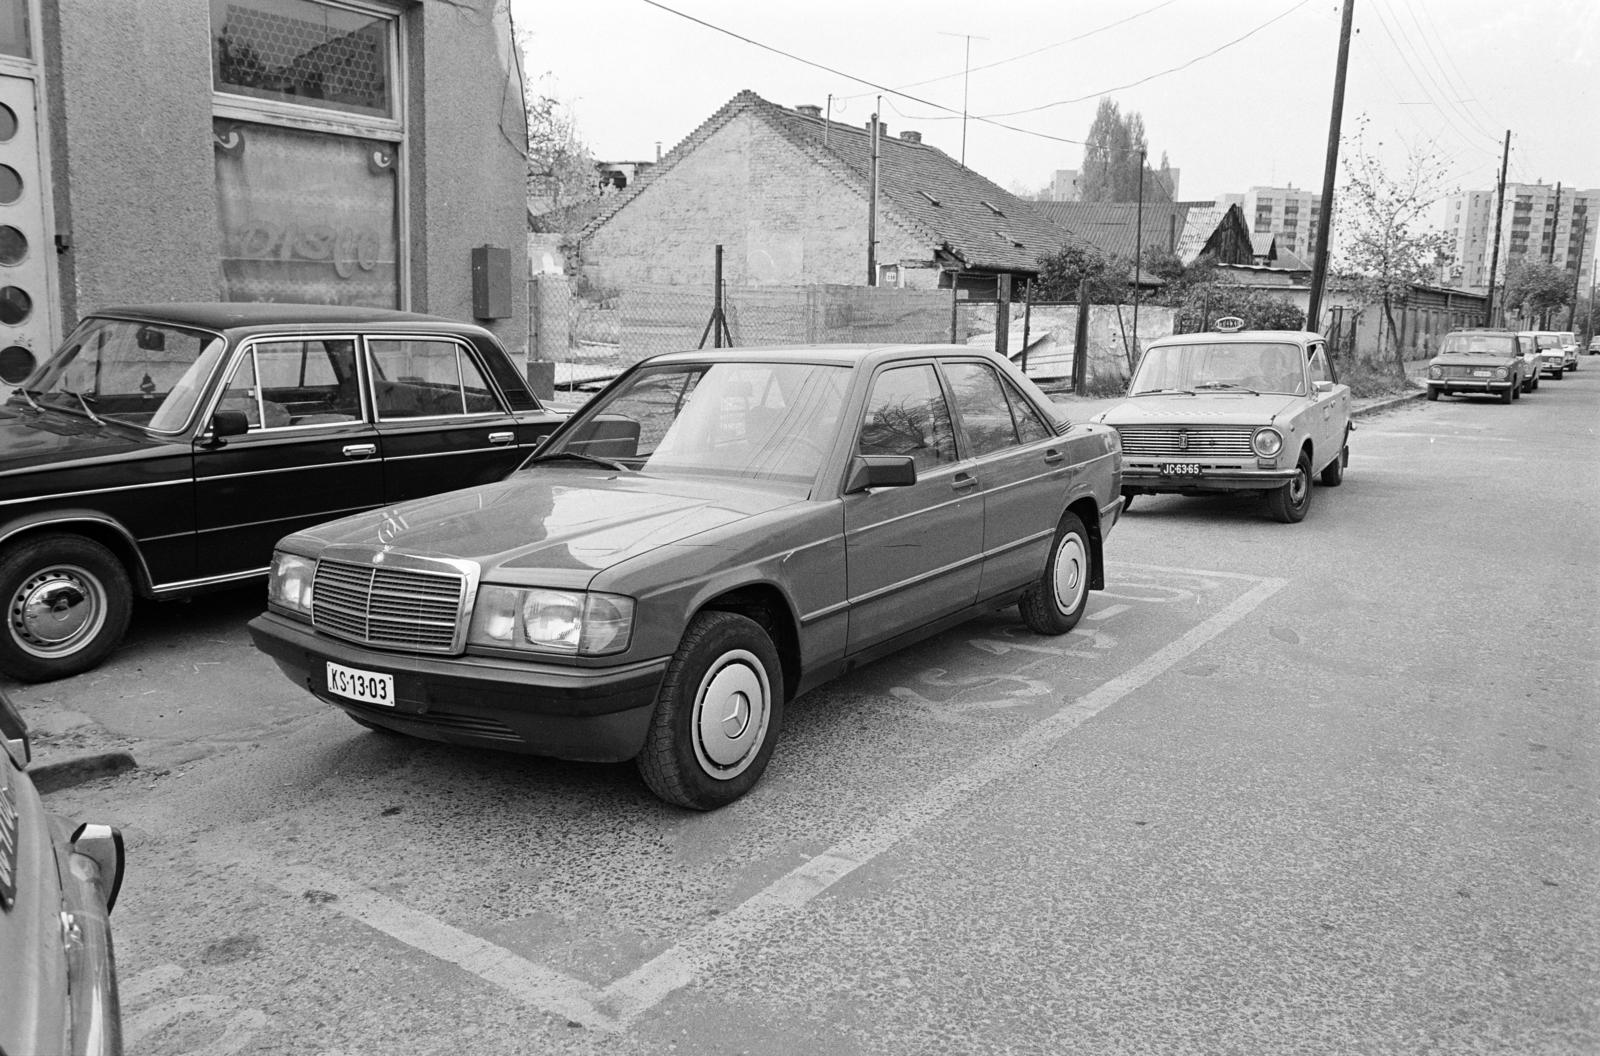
[833,0,1181,103]
[1367,0,1501,153]
[1396,0,1503,141]
[979,0,1314,118]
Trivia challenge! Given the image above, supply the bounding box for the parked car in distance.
[1428,329,1527,402]
[249,344,1124,809]
[1514,332,1541,393]
[1523,330,1570,379]
[1557,331,1580,371]
[1092,320,1351,523]
[0,687,125,1056]
[1588,336,1600,355]
[0,303,565,683]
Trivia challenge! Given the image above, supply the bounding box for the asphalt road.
[31,369,1600,1056]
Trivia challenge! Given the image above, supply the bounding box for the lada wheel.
[0,534,133,682]
[1500,386,1513,404]
[1119,489,1135,512]
[1266,451,1313,524]
[1019,512,1090,635]
[638,611,784,810]
[1426,387,1440,401]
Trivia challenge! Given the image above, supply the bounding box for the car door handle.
[342,443,377,458]
[951,473,978,491]
[1043,447,1064,464]
[488,431,515,444]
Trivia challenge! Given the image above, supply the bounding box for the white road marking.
[205,566,1287,1033]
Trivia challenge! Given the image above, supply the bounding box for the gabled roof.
[1251,231,1278,259]
[576,90,1075,274]
[1031,201,1222,263]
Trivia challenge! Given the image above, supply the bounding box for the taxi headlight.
[1252,427,1284,458]
[268,551,316,617]
[1428,365,1443,379]
[468,586,635,656]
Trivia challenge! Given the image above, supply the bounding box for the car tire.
[1553,367,1564,379]
[1119,489,1135,513]
[1266,450,1313,524]
[1426,387,1440,401]
[1019,512,1091,635]
[637,610,783,810]
[1511,382,1520,400]
[1319,439,1347,487]
[0,534,133,683]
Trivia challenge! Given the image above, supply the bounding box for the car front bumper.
[247,613,668,762]
[1427,379,1515,393]
[1121,464,1298,493]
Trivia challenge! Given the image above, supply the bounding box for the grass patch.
[1340,361,1413,399]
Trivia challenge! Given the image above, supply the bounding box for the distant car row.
[1426,328,1581,403]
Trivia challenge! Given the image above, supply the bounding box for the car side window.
[251,340,361,426]
[217,348,290,430]
[944,361,1032,457]
[1001,377,1055,444]
[1308,346,1333,385]
[368,339,498,420]
[858,364,957,471]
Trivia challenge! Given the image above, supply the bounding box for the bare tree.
[1333,116,1456,374]
[522,62,595,216]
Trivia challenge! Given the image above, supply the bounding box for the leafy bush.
[1172,284,1305,333]
[1339,360,1411,399]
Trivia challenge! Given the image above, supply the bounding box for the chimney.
[865,119,887,137]
[900,130,922,144]
[796,104,822,118]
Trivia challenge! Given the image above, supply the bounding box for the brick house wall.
[579,112,933,290]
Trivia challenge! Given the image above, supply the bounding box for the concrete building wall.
[1445,183,1598,295]
[1244,185,1322,260]
[409,0,530,357]
[47,0,221,320]
[579,111,929,290]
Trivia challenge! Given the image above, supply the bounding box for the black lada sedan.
[0,303,563,682]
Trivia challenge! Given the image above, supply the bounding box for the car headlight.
[1428,365,1443,379]
[1494,367,1509,379]
[468,586,635,656]
[1252,427,1283,458]
[268,551,316,618]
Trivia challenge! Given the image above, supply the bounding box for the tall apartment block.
[1444,182,1597,294]
[1243,186,1323,259]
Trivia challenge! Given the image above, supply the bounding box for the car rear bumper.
[247,613,667,762]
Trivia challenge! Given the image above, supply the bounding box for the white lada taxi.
[1093,320,1351,523]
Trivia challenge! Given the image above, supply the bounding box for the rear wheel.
[1019,512,1091,635]
[638,611,783,810]
[0,534,133,682]
[1319,438,1347,487]
[1266,450,1313,523]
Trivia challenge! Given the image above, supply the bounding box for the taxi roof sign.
[1214,316,1245,333]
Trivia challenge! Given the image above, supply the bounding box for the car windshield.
[1131,341,1305,395]
[17,318,227,433]
[540,360,852,486]
[1442,333,1516,356]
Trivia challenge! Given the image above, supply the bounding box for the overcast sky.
[512,0,1598,210]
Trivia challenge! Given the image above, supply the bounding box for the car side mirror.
[209,409,250,441]
[845,454,917,493]
[1313,380,1334,394]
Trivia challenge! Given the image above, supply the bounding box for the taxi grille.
[312,560,466,654]
[1439,364,1498,378]
[1114,426,1254,459]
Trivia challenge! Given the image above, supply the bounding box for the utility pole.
[1547,182,1562,264]
[867,103,880,286]
[1566,215,1587,330]
[1133,148,1144,359]
[1306,0,1355,336]
[1484,130,1510,326]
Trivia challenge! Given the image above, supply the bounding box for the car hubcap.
[1290,469,1308,506]
[1051,534,1088,615]
[693,649,770,779]
[11,565,106,658]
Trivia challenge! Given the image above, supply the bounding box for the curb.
[1353,388,1426,419]
[31,750,138,794]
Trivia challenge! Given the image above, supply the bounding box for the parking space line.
[208,566,1286,1034]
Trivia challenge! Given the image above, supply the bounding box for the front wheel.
[1119,489,1136,513]
[1266,451,1312,523]
[1019,512,1091,635]
[1426,387,1440,401]
[638,611,783,810]
[0,534,133,682]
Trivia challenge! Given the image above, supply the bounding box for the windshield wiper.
[61,388,105,425]
[1133,387,1195,396]
[13,386,40,412]
[529,450,631,472]
[1194,382,1260,394]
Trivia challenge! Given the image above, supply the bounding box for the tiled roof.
[577,90,1078,274]
[1031,201,1215,262]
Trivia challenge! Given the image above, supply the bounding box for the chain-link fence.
[530,275,1175,395]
